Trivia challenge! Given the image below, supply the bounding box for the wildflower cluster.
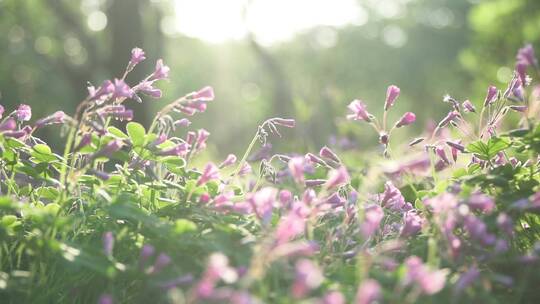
[1,45,540,304]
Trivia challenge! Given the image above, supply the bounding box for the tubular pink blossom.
[355,279,381,304]
[174,118,191,128]
[483,85,498,107]
[516,43,538,67]
[437,111,459,128]
[112,79,134,99]
[435,147,450,164]
[385,85,400,111]
[319,146,340,163]
[360,204,384,238]
[238,162,252,176]
[157,143,189,157]
[219,154,237,168]
[395,112,416,128]
[0,104,4,118]
[129,47,146,66]
[197,163,219,186]
[288,157,306,184]
[35,111,66,128]
[0,118,17,132]
[191,86,215,101]
[325,166,350,189]
[138,81,162,98]
[150,59,170,81]
[347,99,371,122]
[291,259,323,298]
[446,140,465,153]
[462,100,476,113]
[195,129,210,150]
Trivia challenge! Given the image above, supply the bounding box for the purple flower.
[516,44,537,67]
[380,181,411,212]
[462,100,476,113]
[219,154,237,168]
[278,190,293,206]
[347,99,371,122]
[437,111,459,129]
[355,279,381,304]
[197,163,219,186]
[305,179,326,187]
[319,146,340,163]
[385,85,400,111]
[291,259,323,298]
[174,118,191,128]
[509,105,527,112]
[0,104,4,118]
[112,79,133,99]
[404,256,447,295]
[394,112,416,128]
[138,81,162,98]
[467,193,495,213]
[320,291,345,304]
[195,129,210,150]
[435,146,450,164]
[401,211,424,237]
[360,204,384,238]
[93,140,123,159]
[483,85,498,107]
[139,244,155,268]
[129,47,146,66]
[0,118,16,132]
[102,231,114,256]
[98,294,114,304]
[288,157,306,184]
[35,111,66,128]
[275,212,306,245]
[157,143,189,157]
[454,267,480,295]
[16,104,32,121]
[150,59,170,81]
[152,253,171,274]
[89,80,115,103]
[305,153,327,167]
[191,86,215,101]
[446,140,465,153]
[238,162,252,176]
[325,166,349,189]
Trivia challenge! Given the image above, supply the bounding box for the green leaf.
[174,219,197,234]
[126,122,146,146]
[33,144,52,155]
[107,126,129,139]
[466,137,511,160]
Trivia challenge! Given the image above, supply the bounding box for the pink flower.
[152,253,171,274]
[404,256,447,295]
[275,212,306,245]
[191,86,215,101]
[93,140,123,159]
[446,140,465,153]
[288,157,306,184]
[385,85,400,111]
[355,279,381,304]
[98,294,114,304]
[150,59,170,81]
[219,154,237,168]
[424,193,458,213]
[319,146,340,163]
[516,43,537,67]
[291,259,323,298]
[16,104,31,121]
[278,190,293,207]
[195,129,210,150]
[360,204,384,238]
[197,163,219,186]
[102,231,114,256]
[112,79,133,99]
[454,267,480,295]
[467,193,495,213]
[35,111,66,128]
[174,118,191,128]
[129,47,146,66]
[138,81,162,98]
[483,85,498,107]
[238,162,252,176]
[0,104,4,118]
[325,166,350,189]
[462,100,476,113]
[347,99,371,122]
[401,211,424,237]
[321,291,345,304]
[435,146,450,164]
[437,111,459,129]
[157,143,189,157]
[394,112,416,128]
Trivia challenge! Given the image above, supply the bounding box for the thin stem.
[231,129,259,178]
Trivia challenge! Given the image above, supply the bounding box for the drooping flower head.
[191,86,215,101]
[35,111,66,128]
[219,154,237,168]
[516,43,537,67]
[385,85,400,111]
[324,166,349,189]
[462,100,476,113]
[138,81,162,98]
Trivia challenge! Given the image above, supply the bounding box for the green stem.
[231,129,259,178]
